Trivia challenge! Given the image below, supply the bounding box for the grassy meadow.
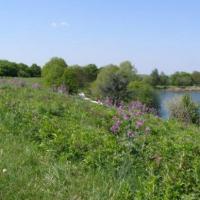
[0,79,200,199]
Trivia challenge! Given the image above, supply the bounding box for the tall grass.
[0,86,200,199]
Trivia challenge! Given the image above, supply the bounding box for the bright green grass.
[0,87,200,199]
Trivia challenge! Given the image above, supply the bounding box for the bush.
[62,67,79,94]
[92,61,136,104]
[128,81,159,108]
[42,57,67,87]
[167,94,200,124]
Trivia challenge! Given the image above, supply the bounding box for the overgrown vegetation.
[167,94,200,125]
[0,82,200,199]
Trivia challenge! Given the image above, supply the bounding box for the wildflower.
[127,131,135,138]
[110,120,121,134]
[136,120,144,129]
[122,113,130,120]
[2,169,7,173]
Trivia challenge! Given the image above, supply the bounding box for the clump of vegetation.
[128,80,159,108]
[42,57,68,87]
[91,61,136,104]
[167,94,200,124]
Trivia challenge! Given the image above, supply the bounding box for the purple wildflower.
[110,120,121,134]
[135,120,144,129]
[127,131,135,138]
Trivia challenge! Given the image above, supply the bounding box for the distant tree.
[159,72,169,85]
[150,68,160,86]
[171,72,193,86]
[0,60,18,77]
[92,61,136,104]
[17,63,31,77]
[42,57,67,87]
[30,64,41,77]
[69,65,85,88]
[63,67,79,94]
[83,64,98,83]
[192,71,200,85]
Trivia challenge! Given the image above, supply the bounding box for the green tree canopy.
[192,71,200,85]
[92,61,136,103]
[171,72,193,86]
[30,64,41,77]
[150,68,160,86]
[42,57,68,87]
[0,60,18,77]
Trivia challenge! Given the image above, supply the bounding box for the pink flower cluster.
[109,100,155,139]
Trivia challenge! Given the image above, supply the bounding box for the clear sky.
[1,0,200,74]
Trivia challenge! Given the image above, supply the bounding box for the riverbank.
[156,85,200,92]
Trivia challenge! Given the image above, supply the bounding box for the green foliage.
[42,57,68,87]
[167,94,200,124]
[30,64,41,77]
[0,60,41,78]
[0,60,19,77]
[159,72,169,85]
[150,68,160,86]
[192,71,200,85]
[171,72,193,86]
[128,81,159,108]
[63,67,79,93]
[92,61,136,103]
[0,86,200,199]
[83,64,98,82]
[17,63,31,77]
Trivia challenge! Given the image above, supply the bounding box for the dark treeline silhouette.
[0,60,41,77]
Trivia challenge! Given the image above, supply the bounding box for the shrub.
[42,57,67,87]
[167,94,200,124]
[62,67,79,94]
[128,81,159,109]
[92,61,136,104]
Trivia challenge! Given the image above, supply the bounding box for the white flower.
[2,169,7,173]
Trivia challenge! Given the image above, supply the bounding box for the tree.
[92,61,136,104]
[30,64,41,77]
[0,60,18,77]
[171,72,193,86]
[63,67,79,94]
[42,57,67,87]
[83,64,98,83]
[128,81,159,108]
[159,72,169,85]
[17,63,31,77]
[150,68,160,86]
[192,71,200,85]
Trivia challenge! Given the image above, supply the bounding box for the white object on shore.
[78,92,103,105]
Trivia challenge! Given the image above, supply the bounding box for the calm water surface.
[159,91,200,119]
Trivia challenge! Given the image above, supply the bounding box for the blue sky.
[0,0,200,74]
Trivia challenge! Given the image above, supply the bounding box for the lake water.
[159,91,200,119]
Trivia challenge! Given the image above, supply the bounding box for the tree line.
[42,57,159,108]
[1,58,200,108]
[0,60,41,77]
[148,68,200,87]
